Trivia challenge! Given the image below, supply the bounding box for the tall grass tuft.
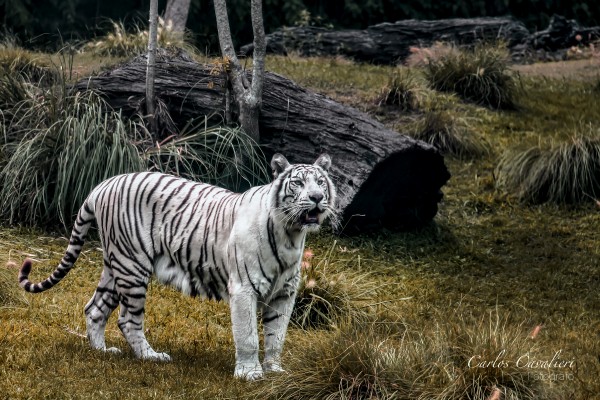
[0,39,57,85]
[424,42,520,109]
[496,130,600,204]
[145,120,269,191]
[0,90,146,228]
[82,18,197,57]
[259,310,556,399]
[0,46,269,230]
[410,110,489,159]
[291,243,377,329]
[376,69,420,111]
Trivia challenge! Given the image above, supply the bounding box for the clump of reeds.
[424,42,520,110]
[145,120,269,192]
[410,110,489,159]
[496,130,600,204]
[376,69,420,111]
[0,51,268,231]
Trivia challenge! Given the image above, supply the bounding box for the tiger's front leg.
[262,278,299,374]
[229,287,262,380]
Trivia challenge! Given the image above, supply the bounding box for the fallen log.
[241,17,530,64]
[528,14,600,51]
[74,50,450,234]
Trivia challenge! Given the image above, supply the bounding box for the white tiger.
[18,153,336,380]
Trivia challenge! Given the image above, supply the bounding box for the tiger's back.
[90,171,249,301]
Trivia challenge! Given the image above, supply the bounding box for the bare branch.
[213,0,247,93]
[146,0,159,136]
[249,0,266,106]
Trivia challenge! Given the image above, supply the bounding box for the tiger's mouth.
[300,208,323,225]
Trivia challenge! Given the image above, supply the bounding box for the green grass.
[1,48,599,399]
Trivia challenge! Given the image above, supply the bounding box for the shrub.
[410,110,489,159]
[496,132,600,204]
[424,42,520,110]
[258,310,557,399]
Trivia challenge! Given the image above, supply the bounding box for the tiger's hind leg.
[114,268,171,362]
[84,263,120,354]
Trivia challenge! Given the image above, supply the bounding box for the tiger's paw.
[263,360,285,374]
[104,347,121,354]
[234,363,264,381]
[140,350,172,362]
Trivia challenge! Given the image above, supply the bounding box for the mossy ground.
[1,52,599,399]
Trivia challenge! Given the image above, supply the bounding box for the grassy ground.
[1,52,599,399]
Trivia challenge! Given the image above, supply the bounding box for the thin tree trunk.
[164,0,191,36]
[146,0,159,136]
[213,0,265,143]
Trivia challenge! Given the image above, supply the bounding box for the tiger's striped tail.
[19,199,95,293]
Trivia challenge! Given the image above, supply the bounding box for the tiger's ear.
[314,154,331,171]
[271,153,290,178]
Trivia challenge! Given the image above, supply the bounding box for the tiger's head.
[271,153,337,233]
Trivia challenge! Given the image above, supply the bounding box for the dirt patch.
[514,57,600,80]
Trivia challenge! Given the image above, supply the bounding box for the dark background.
[2,0,600,51]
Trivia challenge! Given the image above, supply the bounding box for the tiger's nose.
[309,193,324,204]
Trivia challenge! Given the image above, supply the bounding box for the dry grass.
[496,130,600,203]
[409,110,490,160]
[256,310,555,399]
[81,18,197,58]
[0,50,599,400]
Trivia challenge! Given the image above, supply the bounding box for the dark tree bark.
[241,17,530,64]
[74,50,450,234]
